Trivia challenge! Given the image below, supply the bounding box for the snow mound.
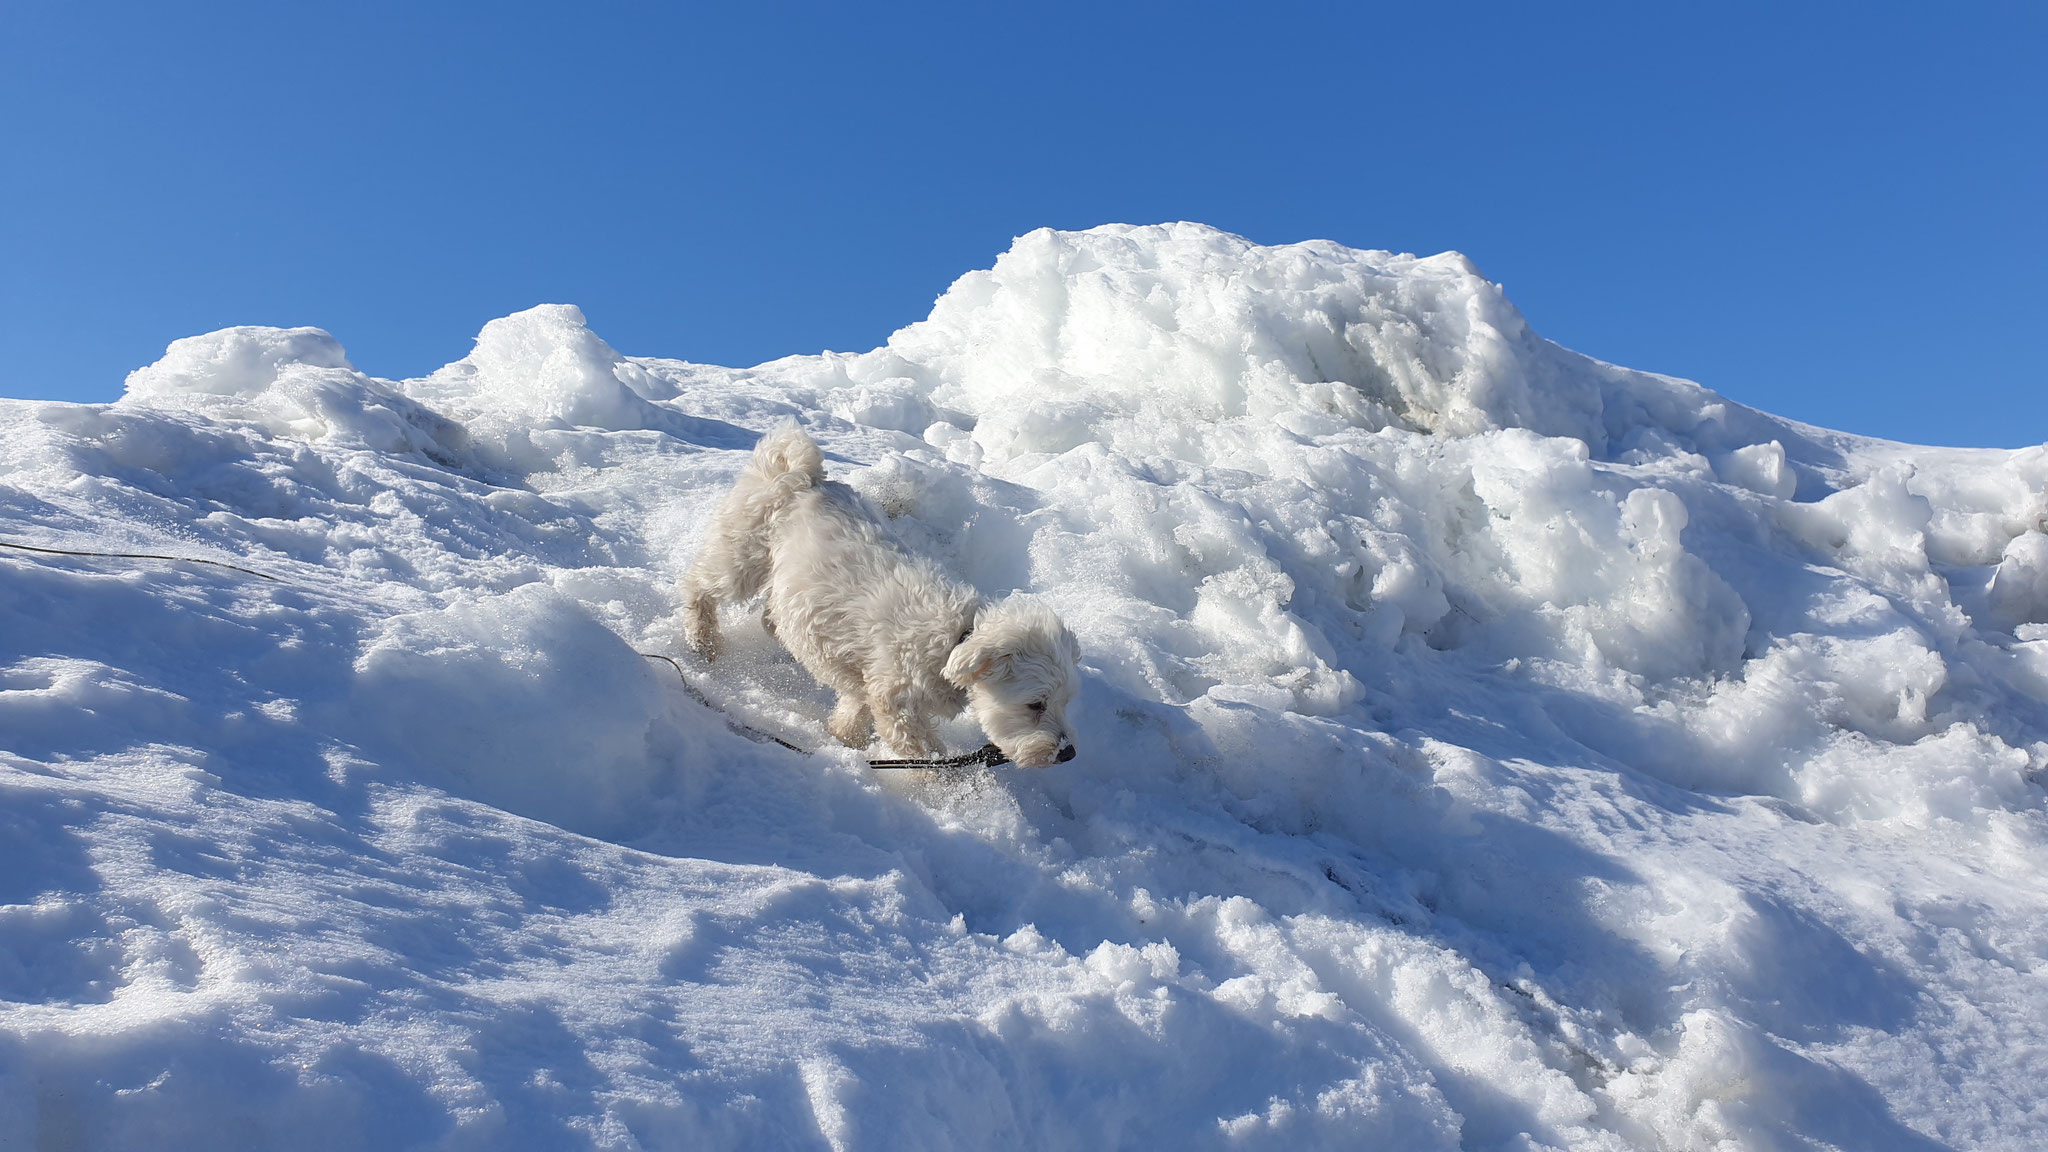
[4,223,2047,1150]
[125,325,356,397]
[896,224,1606,448]
[122,325,467,460]
[409,304,671,433]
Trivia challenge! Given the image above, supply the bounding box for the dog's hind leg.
[827,692,873,748]
[680,524,772,662]
[681,585,723,661]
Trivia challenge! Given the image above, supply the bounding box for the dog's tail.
[748,419,826,500]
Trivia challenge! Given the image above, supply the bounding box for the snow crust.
[4,223,2047,1149]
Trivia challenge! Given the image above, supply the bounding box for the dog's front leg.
[869,678,942,757]
[827,693,873,748]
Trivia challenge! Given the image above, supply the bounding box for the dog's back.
[746,425,907,583]
[759,445,978,695]
[684,421,973,659]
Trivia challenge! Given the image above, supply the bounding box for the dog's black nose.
[1056,744,1077,763]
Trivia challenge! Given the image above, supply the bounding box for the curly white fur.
[681,422,1081,767]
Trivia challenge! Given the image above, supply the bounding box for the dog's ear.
[944,631,1005,688]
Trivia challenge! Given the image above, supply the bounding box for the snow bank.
[3,223,2046,1150]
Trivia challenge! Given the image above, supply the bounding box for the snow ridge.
[2,223,2045,1149]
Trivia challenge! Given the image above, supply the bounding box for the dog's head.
[943,595,1080,768]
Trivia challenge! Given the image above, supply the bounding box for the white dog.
[681,422,1080,767]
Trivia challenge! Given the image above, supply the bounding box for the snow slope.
[3,223,2046,1150]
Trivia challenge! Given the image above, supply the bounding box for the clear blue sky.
[3,1,2042,446]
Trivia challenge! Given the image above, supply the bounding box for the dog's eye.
[1028,701,1046,714]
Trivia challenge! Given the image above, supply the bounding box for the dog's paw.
[681,620,716,659]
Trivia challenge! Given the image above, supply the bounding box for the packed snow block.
[1712,440,1798,499]
[344,583,687,840]
[824,376,940,437]
[1902,443,2048,570]
[120,325,467,462]
[1779,467,1936,574]
[2004,631,2048,704]
[1462,430,1749,680]
[1986,530,2048,628]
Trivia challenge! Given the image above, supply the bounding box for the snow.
[3,222,2046,1149]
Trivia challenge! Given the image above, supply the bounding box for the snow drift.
[3,223,2046,1150]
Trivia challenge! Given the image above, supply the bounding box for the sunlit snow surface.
[4,224,2047,1149]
